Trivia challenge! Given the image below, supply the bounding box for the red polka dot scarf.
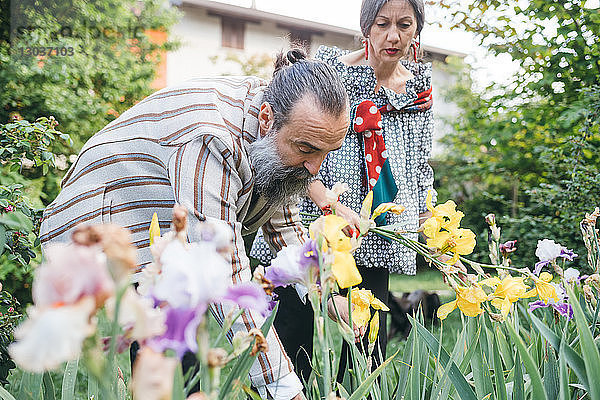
[353,88,433,225]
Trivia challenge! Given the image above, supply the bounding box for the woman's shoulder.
[401,60,432,93]
[314,45,350,65]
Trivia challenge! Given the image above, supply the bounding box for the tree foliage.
[433,0,600,269]
[1,0,180,149]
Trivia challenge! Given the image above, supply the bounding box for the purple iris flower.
[148,306,205,358]
[529,300,573,321]
[299,240,319,269]
[560,248,578,262]
[533,242,578,275]
[500,240,517,256]
[265,240,319,288]
[552,302,574,320]
[223,282,270,317]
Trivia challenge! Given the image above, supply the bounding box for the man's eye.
[298,146,313,154]
[377,23,387,27]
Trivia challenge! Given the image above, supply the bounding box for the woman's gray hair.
[263,48,348,131]
[360,0,425,38]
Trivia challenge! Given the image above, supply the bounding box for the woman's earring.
[411,38,420,62]
[363,38,369,60]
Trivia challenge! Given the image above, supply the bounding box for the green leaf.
[61,358,79,400]
[242,386,263,400]
[217,303,279,400]
[567,286,600,400]
[408,315,478,400]
[496,325,514,370]
[513,351,525,400]
[172,362,185,400]
[558,341,570,400]
[0,224,6,256]
[87,373,99,400]
[42,372,56,400]
[347,348,400,400]
[0,386,17,400]
[395,324,415,400]
[543,347,559,400]
[530,312,589,390]
[504,319,548,400]
[491,329,508,400]
[468,318,493,400]
[18,372,42,400]
[408,321,421,400]
[458,319,481,373]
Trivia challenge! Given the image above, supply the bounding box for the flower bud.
[583,284,595,304]
[586,274,600,292]
[485,213,496,226]
[231,332,253,358]
[249,328,268,356]
[172,204,188,242]
[187,393,209,400]
[207,348,228,368]
[186,392,208,400]
[500,240,517,257]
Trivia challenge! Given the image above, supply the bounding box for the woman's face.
[368,0,418,62]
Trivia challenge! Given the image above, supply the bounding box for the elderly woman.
[252,0,436,382]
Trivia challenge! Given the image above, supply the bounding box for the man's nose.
[303,155,324,176]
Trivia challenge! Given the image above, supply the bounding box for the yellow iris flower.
[349,288,390,328]
[480,275,530,317]
[426,227,476,264]
[357,191,405,235]
[371,203,406,221]
[424,190,464,236]
[523,272,558,304]
[437,285,488,319]
[369,311,380,344]
[149,212,161,245]
[309,215,362,288]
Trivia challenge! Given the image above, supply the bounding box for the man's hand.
[291,392,306,400]
[327,294,366,341]
[333,202,361,237]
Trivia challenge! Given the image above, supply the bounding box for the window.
[221,17,245,50]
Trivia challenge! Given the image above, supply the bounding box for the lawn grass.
[389,268,453,298]
[387,267,462,362]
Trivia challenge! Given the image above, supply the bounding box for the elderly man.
[39,49,349,400]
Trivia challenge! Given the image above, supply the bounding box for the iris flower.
[265,241,319,288]
[309,215,362,288]
[149,212,161,245]
[426,227,477,264]
[437,285,488,319]
[534,239,578,274]
[481,275,530,317]
[423,190,464,238]
[349,289,389,328]
[523,272,558,304]
[357,191,405,234]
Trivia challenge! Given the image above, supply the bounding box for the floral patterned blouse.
[251,45,436,275]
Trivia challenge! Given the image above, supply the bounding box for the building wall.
[167,5,359,84]
[166,5,462,155]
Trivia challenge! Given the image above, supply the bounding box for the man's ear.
[258,102,274,137]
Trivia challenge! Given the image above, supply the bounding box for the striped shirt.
[39,76,307,387]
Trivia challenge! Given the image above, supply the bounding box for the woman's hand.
[332,202,361,238]
[327,294,366,341]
